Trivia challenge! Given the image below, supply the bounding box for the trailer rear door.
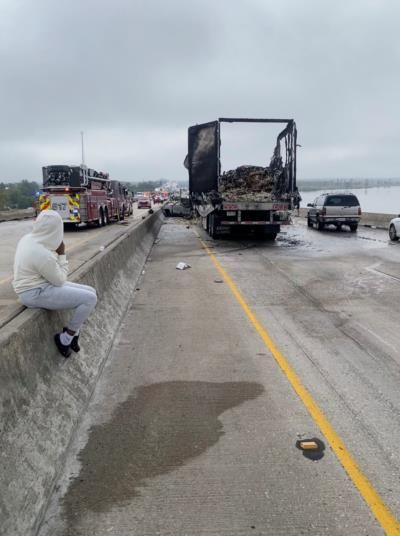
[187,121,219,194]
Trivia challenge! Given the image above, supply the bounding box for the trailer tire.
[209,214,217,239]
[349,223,358,232]
[265,232,277,240]
[307,216,313,228]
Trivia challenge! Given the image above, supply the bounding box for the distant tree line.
[0,180,40,210]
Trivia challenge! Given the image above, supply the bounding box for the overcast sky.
[1,0,399,182]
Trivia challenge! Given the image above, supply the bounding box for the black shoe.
[63,327,80,353]
[54,333,72,358]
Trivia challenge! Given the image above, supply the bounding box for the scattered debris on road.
[176,262,191,270]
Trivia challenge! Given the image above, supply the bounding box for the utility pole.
[81,131,85,167]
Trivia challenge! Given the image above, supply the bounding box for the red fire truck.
[109,180,134,220]
[39,165,131,226]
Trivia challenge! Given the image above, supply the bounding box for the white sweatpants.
[19,281,97,332]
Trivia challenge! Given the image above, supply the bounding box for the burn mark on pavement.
[61,380,264,531]
[276,235,304,247]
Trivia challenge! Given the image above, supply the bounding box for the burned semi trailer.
[186,118,298,239]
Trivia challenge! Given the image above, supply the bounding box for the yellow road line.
[198,235,400,535]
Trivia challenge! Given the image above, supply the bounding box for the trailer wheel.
[265,232,277,240]
[209,214,218,239]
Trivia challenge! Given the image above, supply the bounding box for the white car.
[389,216,400,241]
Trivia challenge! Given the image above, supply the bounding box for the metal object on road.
[299,440,319,450]
[296,438,325,460]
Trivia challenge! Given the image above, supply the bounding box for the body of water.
[300,186,400,215]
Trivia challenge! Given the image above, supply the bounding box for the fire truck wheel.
[104,209,109,225]
[120,206,125,220]
[99,208,105,227]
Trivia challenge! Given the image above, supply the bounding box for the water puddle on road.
[61,380,264,531]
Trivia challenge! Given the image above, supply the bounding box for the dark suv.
[307,193,361,232]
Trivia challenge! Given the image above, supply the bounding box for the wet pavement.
[37,218,400,535]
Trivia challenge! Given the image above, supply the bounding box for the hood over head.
[31,210,64,250]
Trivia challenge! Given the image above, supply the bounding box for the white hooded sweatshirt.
[12,210,69,294]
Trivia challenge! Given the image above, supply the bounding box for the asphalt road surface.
[38,218,400,535]
[0,206,157,327]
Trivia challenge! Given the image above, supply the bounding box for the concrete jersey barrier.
[297,208,397,229]
[0,208,36,222]
[360,211,397,229]
[0,211,164,536]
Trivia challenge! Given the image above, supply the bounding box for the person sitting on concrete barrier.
[12,210,97,358]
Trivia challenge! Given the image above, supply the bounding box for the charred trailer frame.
[186,118,297,239]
